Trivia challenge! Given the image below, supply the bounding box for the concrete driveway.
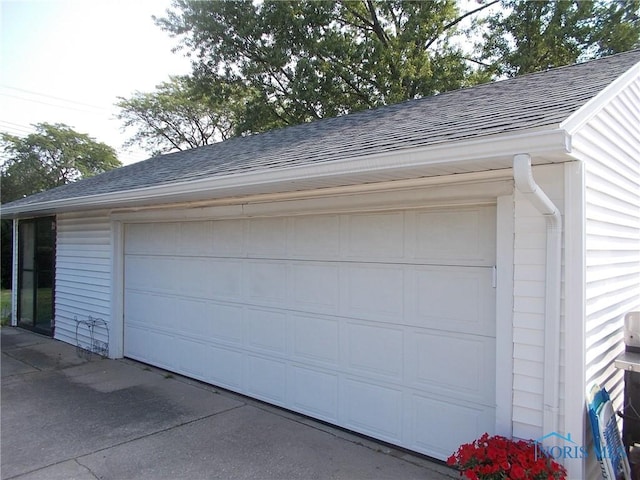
[1,327,457,480]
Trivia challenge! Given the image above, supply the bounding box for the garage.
[122,203,497,459]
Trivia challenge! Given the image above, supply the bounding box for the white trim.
[112,168,514,214]
[496,194,515,436]
[11,218,18,326]
[562,160,586,479]
[110,220,124,359]
[3,128,571,217]
[561,59,640,134]
[111,173,514,223]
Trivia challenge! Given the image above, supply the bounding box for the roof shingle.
[4,49,640,211]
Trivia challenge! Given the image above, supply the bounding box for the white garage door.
[123,205,496,459]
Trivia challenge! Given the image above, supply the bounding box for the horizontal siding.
[55,211,112,354]
[573,77,640,479]
[511,164,565,440]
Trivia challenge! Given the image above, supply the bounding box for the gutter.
[513,153,563,441]
[2,128,571,217]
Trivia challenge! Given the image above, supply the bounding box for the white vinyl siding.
[54,211,112,350]
[510,164,565,440]
[577,77,640,405]
[571,77,640,480]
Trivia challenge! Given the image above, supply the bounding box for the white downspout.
[513,154,563,440]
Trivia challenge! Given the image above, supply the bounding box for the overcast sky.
[0,0,191,165]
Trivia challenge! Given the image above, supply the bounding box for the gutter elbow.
[513,154,561,220]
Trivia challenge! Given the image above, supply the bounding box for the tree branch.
[425,0,501,50]
[365,0,390,47]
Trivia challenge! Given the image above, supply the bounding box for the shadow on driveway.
[1,327,457,480]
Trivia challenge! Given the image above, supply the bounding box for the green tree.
[0,123,121,289]
[116,75,243,155]
[156,0,497,135]
[127,0,638,150]
[0,123,121,204]
[479,0,640,77]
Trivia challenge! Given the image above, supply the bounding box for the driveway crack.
[74,458,100,479]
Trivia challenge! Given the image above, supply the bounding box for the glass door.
[18,217,55,336]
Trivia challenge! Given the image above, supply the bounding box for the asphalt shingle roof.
[4,49,640,211]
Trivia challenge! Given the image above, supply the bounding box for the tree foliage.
[155,0,497,136]
[0,123,121,204]
[116,76,243,156]
[118,0,639,154]
[480,0,640,76]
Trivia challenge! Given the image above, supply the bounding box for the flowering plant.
[447,433,567,480]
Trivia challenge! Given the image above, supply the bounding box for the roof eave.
[2,127,573,218]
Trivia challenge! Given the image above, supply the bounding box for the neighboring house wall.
[510,164,566,441]
[55,211,112,350]
[572,76,640,479]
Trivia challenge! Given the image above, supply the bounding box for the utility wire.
[0,122,34,137]
[0,92,108,115]
[0,85,108,111]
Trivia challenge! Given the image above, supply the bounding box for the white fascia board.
[561,60,640,134]
[2,127,572,217]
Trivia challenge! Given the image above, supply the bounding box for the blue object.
[587,384,631,480]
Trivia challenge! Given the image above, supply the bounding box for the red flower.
[510,464,526,479]
[447,434,567,480]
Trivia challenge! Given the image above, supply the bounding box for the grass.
[1,289,11,326]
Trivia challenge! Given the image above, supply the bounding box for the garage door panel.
[409,331,496,405]
[208,303,244,344]
[246,261,288,305]
[414,206,496,265]
[290,365,339,421]
[179,221,214,255]
[210,345,244,389]
[292,314,340,366]
[178,257,214,298]
[247,355,287,404]
[346,322,403,379]
[125,256,179,294]
[291,263,340,314]
[346,212,405,260]
[344,378,403,443]
[126,325,177,369]
[125,223,182,256]
[414,266,495,336]
[178,298,210,336]
[344,264,404,320]
[211,219,245,256]
[410,394,496,460]
[290,215,340,258]
[177,337,209,379]
[125,292,177,332]
[148,223,181,255]
[247,217,287,256]
[246,307,287,354]
[124,205,497,461]
[209,259,243,301]
[124,223,153,254]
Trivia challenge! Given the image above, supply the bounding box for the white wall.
[572,75,640,479]
[54,211,112,353]
[510,164,566,441]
